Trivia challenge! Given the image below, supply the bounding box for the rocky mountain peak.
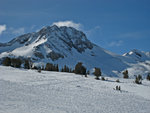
[35,25,93,53]
[0,25,94,61]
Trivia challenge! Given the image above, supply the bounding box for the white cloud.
[0,25,6,35]
[52,21,82,30]
[9,27,25,35]
[109,40,123,47]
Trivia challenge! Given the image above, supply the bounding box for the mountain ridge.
[0,25,150,77]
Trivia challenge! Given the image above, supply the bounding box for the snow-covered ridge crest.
[123,49,150,61]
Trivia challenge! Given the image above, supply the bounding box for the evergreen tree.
[93,67,101,80]
[56,64,59,72]
[45,63,59,72]
[61,68,64,72]
[74,62,86,75]
[123,70,129,79]
[69,68,72,73]
[64,65,67,72]
[146,73,150,81]
[61,65,70,72]
[24,60,30,69]
[81,66,86,75]
[72,69,75,73]
[2,57,11,66]
[135,75,142,84]
[11,58,22,68]
[45,63,53,71]
[75,62,83,74]
[66,66,69,72]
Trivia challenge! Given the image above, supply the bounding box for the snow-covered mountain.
[123,49,150,62]
[0,25,150,76]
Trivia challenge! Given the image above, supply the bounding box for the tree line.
[2,57,103,79]
[2,57,150,82]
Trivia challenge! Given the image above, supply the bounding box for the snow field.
[0,66,150,113]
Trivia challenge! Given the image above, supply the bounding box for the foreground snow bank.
[0,66,150,113]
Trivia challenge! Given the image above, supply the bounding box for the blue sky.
[0,0,150,54]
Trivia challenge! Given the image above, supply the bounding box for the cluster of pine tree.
[2,57,22,68]
[45,63,59,71]
[3,57,150,84]
[2,57,100,78]
[61,65,73,73]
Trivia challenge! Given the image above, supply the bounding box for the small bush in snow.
[116,79,120,83]
[101,77,105,81]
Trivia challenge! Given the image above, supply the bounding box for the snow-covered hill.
[0,25,150,76]
[0,66,150,113]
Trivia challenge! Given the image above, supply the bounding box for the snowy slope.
[0,25,150,76]
[0,66,150,113]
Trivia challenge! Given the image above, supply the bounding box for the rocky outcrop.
[46,51,64,61]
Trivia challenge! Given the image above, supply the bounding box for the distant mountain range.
[0,25,150,77]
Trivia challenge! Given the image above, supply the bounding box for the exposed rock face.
[46,51,64,61]
[34,52,44,59]
[37,25,93,53]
